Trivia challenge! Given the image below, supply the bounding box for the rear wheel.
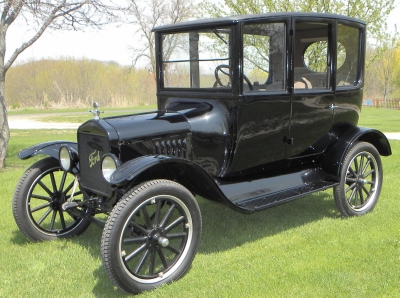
[13,157,91,241]
[101,180,202,294]
[334,142,382,217]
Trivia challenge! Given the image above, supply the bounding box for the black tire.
[334,142,383,217]
[13,157,91,241]
[101,180,202,294]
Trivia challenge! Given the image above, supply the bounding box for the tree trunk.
[0,16,9,169]
[0,78,9,169]
[383,86,387,109]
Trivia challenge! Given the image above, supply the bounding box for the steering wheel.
[213,64,253,90]
[213,64,230,88]
[243,74,253,90]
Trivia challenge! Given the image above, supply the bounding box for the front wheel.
[101,180,202,294]
[13,157,91,241]
[333,142,383,217]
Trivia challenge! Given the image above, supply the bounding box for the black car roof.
[152,12,365,32]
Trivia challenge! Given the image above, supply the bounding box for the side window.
[337,24,361,88]
[162,27,231,89]
[242,23,286,93]
[294,22,330,90]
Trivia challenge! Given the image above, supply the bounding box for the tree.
[200,0,395,41]
[394,47,400,97]
[0,0,124,169]
[128,0,195,75]
[5,58,157,108]
[374,33,400,107]
[201,0,398,104]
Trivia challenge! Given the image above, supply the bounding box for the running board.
[218,168,338,212]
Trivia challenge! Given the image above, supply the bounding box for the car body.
[13,12,391,294]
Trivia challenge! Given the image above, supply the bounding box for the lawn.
[1,119,399,297]
[358,107,400,132]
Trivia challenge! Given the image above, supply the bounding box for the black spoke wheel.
[334,142,383,217]
[13,157,91,241]
[101,180,202,294]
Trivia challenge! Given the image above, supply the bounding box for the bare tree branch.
[0,0,126,168]
[5,2,82,71]
[128,0,195,74]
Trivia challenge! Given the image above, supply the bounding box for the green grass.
[358,108,400,132]
[1,131,399,297]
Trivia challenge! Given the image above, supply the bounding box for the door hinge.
[284,136,294,145]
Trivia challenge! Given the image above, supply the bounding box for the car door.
[287,20,335,158]
[227,20,291,175]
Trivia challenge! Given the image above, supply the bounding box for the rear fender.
[18,141,78,160]
[320,125,391,181]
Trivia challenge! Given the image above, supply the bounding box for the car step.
[235,181,337,211]
[218,168,338,212]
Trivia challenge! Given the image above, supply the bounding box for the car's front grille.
[78,132,113,197]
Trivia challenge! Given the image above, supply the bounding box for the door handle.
[325,104,338,110]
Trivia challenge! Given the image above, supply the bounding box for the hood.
[79,111,191,142]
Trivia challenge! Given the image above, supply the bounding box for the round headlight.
[102,154,120,183]
[59,146,72,171]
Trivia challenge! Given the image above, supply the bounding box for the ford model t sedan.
[13,12,391,294]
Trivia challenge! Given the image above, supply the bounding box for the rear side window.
[161,27,231,89]
[294,22,331,90]
[337,24,361,88]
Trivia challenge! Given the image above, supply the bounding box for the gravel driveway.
[8,115,80,130]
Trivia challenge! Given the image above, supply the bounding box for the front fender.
[320,125,391,181]
[18,141,78,160]
[109,155,246,212]
[109,155,172,185]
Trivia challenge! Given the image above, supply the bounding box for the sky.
[6,22,135,66]
[5,2,400,67]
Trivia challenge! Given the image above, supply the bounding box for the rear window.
[337,24,362,88]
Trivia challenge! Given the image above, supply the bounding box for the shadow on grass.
[91,267,130,297]
[10,230,32,245]
[197,191,338,254]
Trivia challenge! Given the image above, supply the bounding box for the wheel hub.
[158,237,169,247]
[147,227,169,248]
[356,174,367,186]
[50,191,66,210]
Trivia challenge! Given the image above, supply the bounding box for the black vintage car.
[13,12,391,294]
